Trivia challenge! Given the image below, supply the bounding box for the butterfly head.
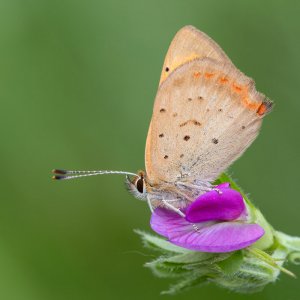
[125,170,148,201]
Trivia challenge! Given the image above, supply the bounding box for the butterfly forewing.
[145,57,271,185]
[159,25,233,86]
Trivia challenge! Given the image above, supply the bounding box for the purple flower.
[150,183,264,253]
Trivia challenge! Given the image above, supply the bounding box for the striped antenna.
[52,169,138,180]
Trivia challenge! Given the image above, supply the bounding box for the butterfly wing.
[145,57,272,185]
[159,25,233,86]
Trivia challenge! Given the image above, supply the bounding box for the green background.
[0,0,299,299]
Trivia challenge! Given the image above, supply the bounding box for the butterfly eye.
[136,178,144,193]
[165,67,169,72]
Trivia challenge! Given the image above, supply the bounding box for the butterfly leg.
[192,224,200,232]
[212,187,223,194]
[176,182,210,193]
[162,200,186,218]
[177,182,222,195]
[162,200,202,234]
[147,197,154,213]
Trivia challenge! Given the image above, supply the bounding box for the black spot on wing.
[179,120,201,127]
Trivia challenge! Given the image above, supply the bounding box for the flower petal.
[151,208,213,242]
[186,188,245,223]
[169,222,264,252]
[150,208,264,253]
[150,208,191,237]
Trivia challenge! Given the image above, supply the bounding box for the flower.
[150,183,265,253]
[139,175,300,294]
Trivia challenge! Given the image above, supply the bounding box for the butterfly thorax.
[148,177,213,209]
[126,170,212,209]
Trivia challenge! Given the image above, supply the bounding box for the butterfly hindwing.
[145,58,271,185]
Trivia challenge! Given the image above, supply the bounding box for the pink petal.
[186,188,245,223]
[169,222,264,252]
[150,208,193,237]
[150,208,264,253]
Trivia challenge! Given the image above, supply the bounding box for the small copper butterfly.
[53,26,272,215]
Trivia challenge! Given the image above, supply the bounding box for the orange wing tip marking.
[205,72,215,78]
[231,81,260,111]
[210,72,272,114]
[257,103,267,115]
[193,71,201,78]
[242,96,260,110]
[257,99,273,116]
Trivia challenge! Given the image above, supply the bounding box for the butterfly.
[53,26,272,216]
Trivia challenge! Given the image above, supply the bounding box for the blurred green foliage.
[0,0,299,299]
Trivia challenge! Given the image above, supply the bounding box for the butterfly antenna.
[52,169,138,180]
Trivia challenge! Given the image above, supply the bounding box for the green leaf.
[218,251,243,274]
[134,230,190,254]
[164,252,215,264]
[276,231,300,252]
[250,209,274,250]
[274,231,300,265]
[183,253,232,272]
[247,247,295,278]
[288,252,300,265]
[161,274,208,295]
[145,258,191,278]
